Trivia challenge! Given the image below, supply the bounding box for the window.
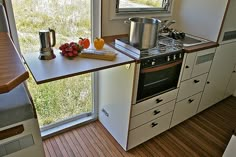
[4,0,101,136]
[116,0,171,14]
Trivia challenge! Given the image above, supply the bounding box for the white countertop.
[23,44,134,84]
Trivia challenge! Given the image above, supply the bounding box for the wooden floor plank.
[43,143,51,157]
[43,96,236,157]
[59,134,76,157]
[72,129,94,157]
[44,139,57,157]
[88,123,124,157]
[80,125,106,157]
[54,136,70,157]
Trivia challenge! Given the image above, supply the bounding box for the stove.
[113,36,184,103]
[114,36,183,60]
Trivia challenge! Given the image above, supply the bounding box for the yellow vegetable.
[94,37,104,50]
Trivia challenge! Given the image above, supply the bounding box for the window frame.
[109,0,174,20]
[3,0,101,138]
[116,0,172,14]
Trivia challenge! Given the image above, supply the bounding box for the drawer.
[170,92,202,128]
[192,48,215,77]
[132,89,178,117]
[128,112,172,150]
[130,100,175,130]
[177,73,207,101]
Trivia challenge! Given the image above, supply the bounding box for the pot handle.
[124,20,130,24]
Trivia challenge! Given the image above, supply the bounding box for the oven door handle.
[141,60,182,74]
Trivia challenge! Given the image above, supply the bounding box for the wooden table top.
[23,44,135,84]
[0,32,29,94]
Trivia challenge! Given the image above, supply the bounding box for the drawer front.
[132,89,178,117]
[171,92,202,127]
[128,112,172,150]
[177,73,207,101]
[192,48,215,78]
[181,52,196,81]
[130,100,175,130]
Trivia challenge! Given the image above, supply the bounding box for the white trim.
[92,0,101,39]
[3,0,21,53]
[109,0,174,20]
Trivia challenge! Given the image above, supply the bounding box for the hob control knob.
[179,53,182,58]
[167,56,170,61]
[152,61,156,66]
[173,55,176,60]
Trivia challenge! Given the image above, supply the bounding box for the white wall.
[171,0,228,42]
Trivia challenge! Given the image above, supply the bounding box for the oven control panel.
[141,51,184,68]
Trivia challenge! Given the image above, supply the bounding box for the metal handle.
[153,110,161,115]
[49,28,56,47]
[151,122,158,128]
[156,98,163,103]
[124,20,130,24]
[194,80,200,83]
[188,99,194,103]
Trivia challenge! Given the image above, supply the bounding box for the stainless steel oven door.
[136,60,182,102]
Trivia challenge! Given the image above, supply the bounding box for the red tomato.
[79,38,90,49]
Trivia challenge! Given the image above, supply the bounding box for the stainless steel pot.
[125,17,161,49]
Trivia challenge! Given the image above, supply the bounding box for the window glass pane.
[11,0,93,127]
[119,0,164,9]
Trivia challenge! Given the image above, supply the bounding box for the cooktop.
[113,36,183,60]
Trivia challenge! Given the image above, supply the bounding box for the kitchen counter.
[0,32,29,94]
[184,41,219,53]
[23,44,135,84]
[103,34,219,55]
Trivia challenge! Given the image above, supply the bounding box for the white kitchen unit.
[98,63,135,150]
[198,43,236,112]
[128,89,178,150]
[171,48,215,127]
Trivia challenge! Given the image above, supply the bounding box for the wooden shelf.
[0,32,29,94]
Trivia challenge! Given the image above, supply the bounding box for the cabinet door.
[191,48,215,77]
[198,43,236,113]
[177,73,207,102]
[225,64,236,97]
[128,112,172,150]
[171,92,202,127]
[98,63,135,150]
[181,52,196,81]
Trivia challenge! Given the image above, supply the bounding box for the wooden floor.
[43,96,236,157]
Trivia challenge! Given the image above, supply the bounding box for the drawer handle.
[194,80,200,83]
[156,99,163,103]
[185,65,189,69]
[153,110,161,115]
[151,122,158,128]
[188,99,194,103]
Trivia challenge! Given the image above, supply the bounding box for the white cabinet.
[180,48,215,82]
[128,112,172,150]
[130,100,175,130]
[171,92,202,127]
[131,89,178,117]
[198,43,236,113]
[98,63,135,150]
[177,73,207,101]
[225,65,236,97]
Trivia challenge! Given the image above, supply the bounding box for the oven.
[136,51,183,102]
